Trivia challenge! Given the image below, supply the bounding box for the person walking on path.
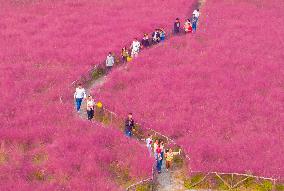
[193,9,200,22]
[156,152,163,174]
[174,18,181,34]
[125,113,135,137]
[146,134,153,156]
[86,95,95,120]
[74,83,86,112]
[153,139,159,156]
[106,52,115,73]
[192,15,198,33]
[121,47,129,63]
[141,33,150,48]
[131,38,141,58]
[159,29,166,41]
[160,140,165,160]
[165,148,181,171]
[152,29,161,44]
[184,19,192,33]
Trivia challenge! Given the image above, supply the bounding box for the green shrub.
[276,184,284,191]
[92,67,105,80]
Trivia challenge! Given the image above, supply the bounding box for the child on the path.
[165,148,181,171]
[86,95,95,120]
[74,83,86,112]
[121,47,129,63]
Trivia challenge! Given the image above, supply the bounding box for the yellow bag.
[126,56,133,62]
[96,102,103,108]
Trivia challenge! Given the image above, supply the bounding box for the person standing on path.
[86,95,95,120]
[106,52,115,73]
[174,18,181,34]
[141,33,150,48]
[160,140,165,160]
[156,152,163,174]
[74,83,86,112]
[146,134,153,156]
[165,148,181,171]
[153,139,159,157]
[192,15,198,33]
[125,113,135,137]
[130,38,141,58]
[193,9,200,22]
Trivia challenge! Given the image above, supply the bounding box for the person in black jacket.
[125,113,135,137]
[174,18,181,34]
[141,33,150,48]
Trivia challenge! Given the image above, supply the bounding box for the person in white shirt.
[74,84,86,112]
[146,134,153,156]
[193,9,200,21]
[86,95,95,120]
[131,38,141,58]
[106,52,115,73]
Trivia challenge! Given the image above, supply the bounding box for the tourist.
[165,148,181,171]
[193,9,200,22]
[121,47,129,63]
[160,140,165,160]
[106,52,115,73]
[74,83,86,112]
[192,15,198,32]
[174,18,181,34]
[141,33,150,48]
[125,113,135,137]
[159,29,166,41]
[131,38,141,58]
[146,134,153,156]
[184,19,192,33]
[153,139,159,155]
[86,95,95,120]
[156,152,163,173]
[152,29,161,43]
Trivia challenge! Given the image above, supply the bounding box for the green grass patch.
[184,173,205,189]
[276,184,284,191]
[92,66,106,80]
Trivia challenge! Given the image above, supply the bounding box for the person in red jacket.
[184,19,192,33]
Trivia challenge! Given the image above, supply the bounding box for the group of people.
[105,28,166,72]
[174,9,200,34]
[124,114,182,173]
[146,135,181,173]
[74,9,200,173]
[74,83,96,120]
[104,9,200,72]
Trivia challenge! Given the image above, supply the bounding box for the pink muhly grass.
[96,0,284,179]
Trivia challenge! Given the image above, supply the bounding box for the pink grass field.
[0,0,193,189]
[95,0,284,180]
